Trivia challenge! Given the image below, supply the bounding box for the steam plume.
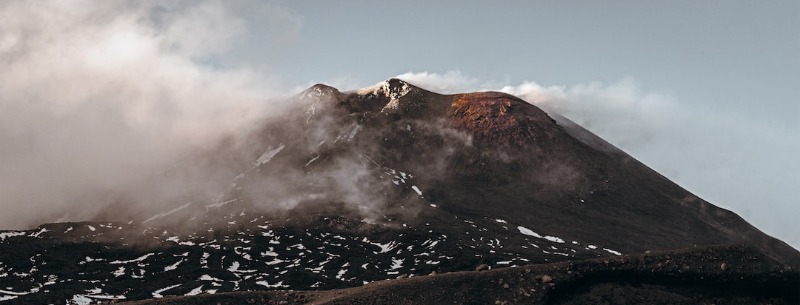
[0,1,296,228]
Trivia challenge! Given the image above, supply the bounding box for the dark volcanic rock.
[118,245,799,305]
[0,79,797,304]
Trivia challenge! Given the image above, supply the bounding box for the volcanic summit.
[0,79,797,305]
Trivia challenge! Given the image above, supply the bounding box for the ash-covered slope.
[0,79,797,304]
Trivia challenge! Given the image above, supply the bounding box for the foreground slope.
[0,79,797,304]
[121,245,799,305]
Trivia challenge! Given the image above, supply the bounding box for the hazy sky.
[1,1,798,248]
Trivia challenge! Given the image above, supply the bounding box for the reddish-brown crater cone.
[449,92,557,147]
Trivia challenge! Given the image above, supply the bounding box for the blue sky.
[1,1,798,248]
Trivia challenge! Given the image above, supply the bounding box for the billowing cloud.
[398,71,800,249]
[0,1,300,227]
[394,71,485,94]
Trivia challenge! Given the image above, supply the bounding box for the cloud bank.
[0,1,299,227]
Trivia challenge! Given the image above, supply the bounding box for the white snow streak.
[152,284,181,298]
[255,144,285,165]
[143,202,191,223]
[0,232,25,241]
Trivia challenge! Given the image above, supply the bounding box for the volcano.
[0,79,797,304]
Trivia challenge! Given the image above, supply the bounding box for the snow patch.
[255,144,285,166]
[152,284,181,298]
[112,267,125,277]
[227,261,240,272]
[70,295,91,305]
[86,294,125,301]
[0,288,37,296]
[199,274,224,282]
[516,226,565,243]
[543,236,565,243]
[256,280,287,288]
[29,227,49,237]
[0,231,25,241]
[517,226,541,238]
[390,258,404,270]
[347,125,361,141]
[164,259,183,271]
[185,286,204,296]
[206,199,237,209]
[110,253,155,264]
[305,155,320,167]
[143,202,191,223]
[363,238,398,253]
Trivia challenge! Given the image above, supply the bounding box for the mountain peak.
[351,78,416,101]
[1,76,798,304]
[305,78,436,116]
[299,83,341,102]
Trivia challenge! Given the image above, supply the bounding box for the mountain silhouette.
[0,79,796,304]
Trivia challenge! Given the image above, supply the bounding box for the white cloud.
[394,71,485,94]
[160,1,247,58]
[503,78,680,151]
[0,1,300,227]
